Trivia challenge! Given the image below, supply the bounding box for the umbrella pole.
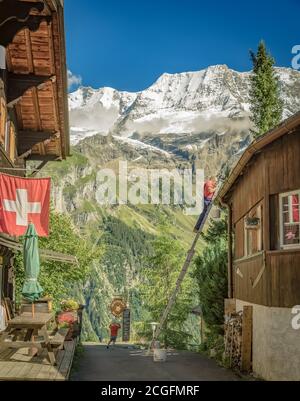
[29,302,38,357]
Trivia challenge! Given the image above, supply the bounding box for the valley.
[45,65,300,342]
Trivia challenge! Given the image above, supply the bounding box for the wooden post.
[263,155,270,252]
[241,305,253,372]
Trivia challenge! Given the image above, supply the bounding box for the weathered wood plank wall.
[230,130,300,307]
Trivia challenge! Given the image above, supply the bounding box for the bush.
[192,212,228,354]
[15,209,101,311]
[60,299,80,312]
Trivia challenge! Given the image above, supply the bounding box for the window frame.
[279,190,300,250]
[0,99,17,163]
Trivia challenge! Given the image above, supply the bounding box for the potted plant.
[56,299,80,341]
[57,299,79,324]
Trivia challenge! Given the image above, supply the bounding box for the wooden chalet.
[0,0,70,301]
[0,1,77,381]
[218,111,300,381]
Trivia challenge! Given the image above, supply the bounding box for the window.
[0,99,16,161]
[280,190,300,248]
[244,204,263,257]
[0,46,5,70]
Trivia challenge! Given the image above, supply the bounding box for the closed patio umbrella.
[22,223,43,315]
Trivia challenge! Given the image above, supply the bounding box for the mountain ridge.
[69,65,300,144]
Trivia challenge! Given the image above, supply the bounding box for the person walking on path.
[107,321,121,349]
[194,176,217,232]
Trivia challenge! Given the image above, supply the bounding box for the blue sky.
[65,0,300,92]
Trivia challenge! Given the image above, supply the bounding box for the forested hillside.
[42,134,199,343]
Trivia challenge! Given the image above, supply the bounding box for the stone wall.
[236,299,300,381]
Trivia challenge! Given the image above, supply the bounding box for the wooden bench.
[0,339,44,351]
[0,313,58,365]
[49,328,70,351]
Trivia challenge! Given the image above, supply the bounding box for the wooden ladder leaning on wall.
[149,180,223,351]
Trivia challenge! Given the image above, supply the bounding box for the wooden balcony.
[0,338,76,381]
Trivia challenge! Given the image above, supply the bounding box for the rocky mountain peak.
[69,65,300,146]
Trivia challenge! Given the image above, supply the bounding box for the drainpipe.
[227,204,234,299]
[219,195,234,299]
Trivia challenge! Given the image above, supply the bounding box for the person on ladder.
[194,176,217,233]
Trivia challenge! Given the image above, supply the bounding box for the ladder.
[150,185,221,349]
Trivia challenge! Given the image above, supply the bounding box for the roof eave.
[217,111,300,203]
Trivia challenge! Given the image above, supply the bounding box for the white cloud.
[68,70,82,90]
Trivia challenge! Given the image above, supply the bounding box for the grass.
[45,151,89,180]
[116,203,200,251]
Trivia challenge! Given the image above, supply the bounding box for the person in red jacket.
[194,177,217,233]
[107,321,121,349]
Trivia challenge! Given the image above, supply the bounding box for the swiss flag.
[0,174,51,237]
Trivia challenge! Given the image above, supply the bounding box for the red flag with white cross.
[0,174,51,237]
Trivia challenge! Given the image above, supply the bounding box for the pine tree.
[192,214,228,334]
[249,41,283,138]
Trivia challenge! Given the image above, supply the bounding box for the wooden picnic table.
[0,312,58,365]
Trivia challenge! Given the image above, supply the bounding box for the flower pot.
[57,310,77,325]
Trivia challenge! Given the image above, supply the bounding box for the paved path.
[71,343,241,381]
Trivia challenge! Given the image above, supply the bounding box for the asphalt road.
[70,343,241,381]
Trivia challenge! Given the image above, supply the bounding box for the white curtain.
[0,304,6,332]
[0,46,5,70]
[0,266,6,332]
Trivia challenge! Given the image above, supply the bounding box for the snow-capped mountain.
[69,86,137,143]
[114,65,252,137]
[69,65,300,145]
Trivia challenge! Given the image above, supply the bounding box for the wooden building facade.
[218,111,300,380]
[0,0,70,305]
